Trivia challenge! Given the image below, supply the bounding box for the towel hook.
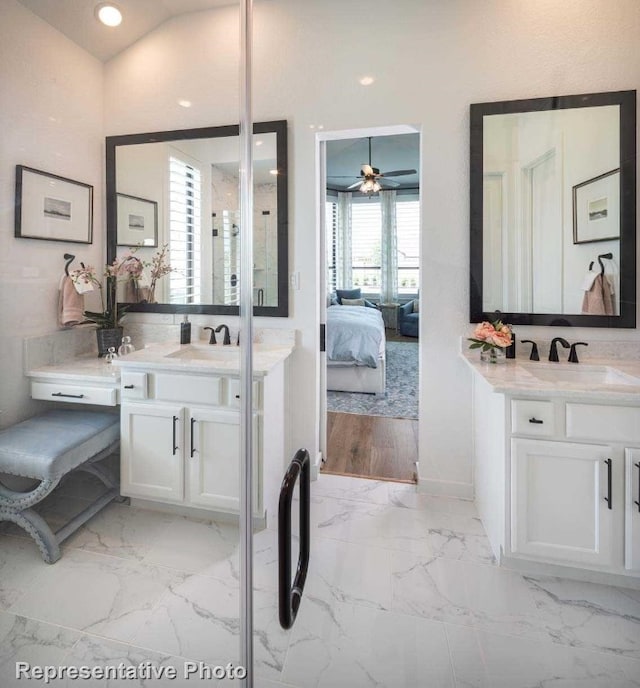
[588,252,613,275]
[63,253,75,276]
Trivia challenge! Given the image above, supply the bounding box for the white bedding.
[326,305,385,368]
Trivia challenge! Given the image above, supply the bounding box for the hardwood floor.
[323,411,418,483]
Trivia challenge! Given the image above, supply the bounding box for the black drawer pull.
[604,458,612,510]
[235,394,240,399]
[124,384,135,389]
[172,415,179,455]
[52,392,85,399]
[635,462,640,513]
[528,417,543,424]
[190,417,196,457]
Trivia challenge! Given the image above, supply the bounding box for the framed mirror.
[470,90,636,328]
[106,120,288,317]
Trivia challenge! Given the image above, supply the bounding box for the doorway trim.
[314,124,422,469]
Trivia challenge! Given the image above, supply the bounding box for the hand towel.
[581,273,615,316]
[58,275,85,327]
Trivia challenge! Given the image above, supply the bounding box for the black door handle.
[528,417,543,424]
[52,392,85,399]
[172,415,179,455]
[124,384,134,389]
[604,458,612,510]
[635,462,640,513]
[190,417,196,457]
[278,448,310,630]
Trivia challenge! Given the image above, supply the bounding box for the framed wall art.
[116,193,158,247]
[573,168,620,244]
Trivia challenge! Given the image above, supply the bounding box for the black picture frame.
[15,165,93,244]
[572,169,620,245]
[470,90,636,328]
[116,193,159,247]
[106,120,289,317]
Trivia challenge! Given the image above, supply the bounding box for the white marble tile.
[9,549,184,643]
[313,474,390,505]
[64,503,175,562]
[388,486,477,518]
[425,526,496,565]
[281,596,454,688]
[0,535,47,610]
[132,574,288,681]
[0,612,80,688]
[523,575,640,659]
[142,517,240,581]
[446,624,640,688]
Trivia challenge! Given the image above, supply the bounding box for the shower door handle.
[278,448,310,630]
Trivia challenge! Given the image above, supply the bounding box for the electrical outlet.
[290,272,300,290]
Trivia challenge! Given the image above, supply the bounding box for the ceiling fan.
[327,137,417,194]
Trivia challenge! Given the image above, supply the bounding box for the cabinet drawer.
[227,379,261,409]
[31,381,117,406]
[121,372,148,400]
[154,373,222,406]
[511,400,555,436]
[567,403,640,443]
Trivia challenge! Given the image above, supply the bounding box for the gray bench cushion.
[0,410,119,480]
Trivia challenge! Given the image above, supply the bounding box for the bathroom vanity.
[26,338,294,527]
[464,353,640,585]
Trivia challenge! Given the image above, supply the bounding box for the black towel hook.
[589,252,613,275]
[63,253,75,276]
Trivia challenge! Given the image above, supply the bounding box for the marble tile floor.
[0,469,639,686]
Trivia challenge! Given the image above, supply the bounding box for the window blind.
[326,200,337,293]
[351,201,382,294]
[396,198,420,295]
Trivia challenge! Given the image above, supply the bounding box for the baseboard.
[129,498,267,529]
[416,463,474,500]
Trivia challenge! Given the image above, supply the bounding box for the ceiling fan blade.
[380,169,417,177]
[346,181,363,190]
[379,178,400,187]
[327,175,362,179]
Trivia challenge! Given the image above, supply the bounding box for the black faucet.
[215,324,231,345]
[521,339,539,361]
[203,326,217,345]
[568,342,589,364]
[549,337,570,362]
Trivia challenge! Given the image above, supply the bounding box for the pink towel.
[581,273,615,316]
[58,275,85,327]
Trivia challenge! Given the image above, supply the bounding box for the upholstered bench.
[0,410,120,563]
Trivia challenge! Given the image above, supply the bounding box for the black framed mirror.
[106,120,288,317]
[470,90,636,328]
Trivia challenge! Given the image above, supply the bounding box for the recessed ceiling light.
[95,4,122,27]
[359,76,375,86]
[177,99,192,108]
[269,169,278,176]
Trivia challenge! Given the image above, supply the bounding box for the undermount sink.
[524,364,640,387]
[165,344,239,361]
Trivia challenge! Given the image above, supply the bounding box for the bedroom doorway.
[318,126,421,484]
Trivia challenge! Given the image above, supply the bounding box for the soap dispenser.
[180,315,191,344]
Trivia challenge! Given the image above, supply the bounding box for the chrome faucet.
[549,337,570,362]
[568,342,588,363]
[215,324,231,345]
[203,326,217,345]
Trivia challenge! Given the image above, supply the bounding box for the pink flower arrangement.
[468,319,513,352]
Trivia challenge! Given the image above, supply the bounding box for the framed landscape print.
[15,165,93,244]
[116,193,158,247]
[573,168,620,244]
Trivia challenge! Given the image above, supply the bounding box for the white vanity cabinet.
[472,371,640,582]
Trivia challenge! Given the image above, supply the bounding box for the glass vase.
[480,347,506,364]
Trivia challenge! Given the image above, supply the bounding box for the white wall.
[0,0,104,427]
[103,0,640,498]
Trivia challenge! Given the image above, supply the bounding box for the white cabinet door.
[511,439,616,567]
[186,407,260,513]
[625,448,640,571]
[121,402,185,503]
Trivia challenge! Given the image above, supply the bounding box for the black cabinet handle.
[279,449,310,630]
[604,458,612,510]
[52,392,84,399]
[235,394,240,399]
[635,462,640,513]
[528,417,543,424]
[190,417,196,457]
[124,384,134,389]
[172,415,179,455]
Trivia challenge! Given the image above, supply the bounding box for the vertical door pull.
[190,417,197,457]
[172,415,179,455]
[635,462,640,513]
[278,448,310,630]
[604,458,612,510]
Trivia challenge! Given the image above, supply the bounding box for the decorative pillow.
[336,288,361,304]
[342,297,366,306]
[413,300,420,313]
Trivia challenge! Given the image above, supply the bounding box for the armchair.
[398,300,419,338]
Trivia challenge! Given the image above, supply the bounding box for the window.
[326,200,337,293]
[396,198,420,295]
[169,156,202,304]
[351,201,382,294]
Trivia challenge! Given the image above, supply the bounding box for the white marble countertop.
[26,355,121,384]
[112,341,294,377]
[461,350,640,402]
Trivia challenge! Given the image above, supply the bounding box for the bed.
[326,305,386,395]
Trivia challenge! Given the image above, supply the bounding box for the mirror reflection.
[106,121,288,316]
[470,90,636,328]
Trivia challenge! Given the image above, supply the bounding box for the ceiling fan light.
[96,4,122,27]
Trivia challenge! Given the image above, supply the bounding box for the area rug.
[327,341,418,419]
